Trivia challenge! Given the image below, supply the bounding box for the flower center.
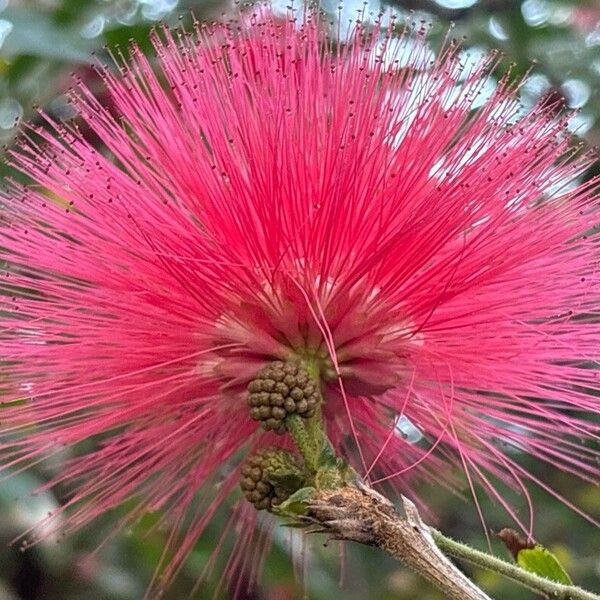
[199,279,422,399]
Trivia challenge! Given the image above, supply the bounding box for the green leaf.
[516,546,573,585]
[273,486,316,516]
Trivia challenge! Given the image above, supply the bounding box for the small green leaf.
[273,486,316,515]
[283,486,315,505]
[517,546,573,585]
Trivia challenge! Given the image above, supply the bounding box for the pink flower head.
[1,5,599,591]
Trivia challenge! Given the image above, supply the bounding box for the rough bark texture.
[303,482,492,600]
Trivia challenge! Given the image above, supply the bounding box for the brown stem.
[301,482,492,600]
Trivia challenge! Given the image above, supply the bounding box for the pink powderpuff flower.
[0,5,599,594]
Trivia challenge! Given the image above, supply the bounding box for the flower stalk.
[432,530,600,600]
[285,414,320,473]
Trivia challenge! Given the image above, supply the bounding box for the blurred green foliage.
[0,0,599,598]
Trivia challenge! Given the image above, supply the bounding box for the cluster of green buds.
[247,361,319,433]
[239,447,305,511]
[241,360,324,511]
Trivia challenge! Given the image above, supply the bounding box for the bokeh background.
[0,0,599,598]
